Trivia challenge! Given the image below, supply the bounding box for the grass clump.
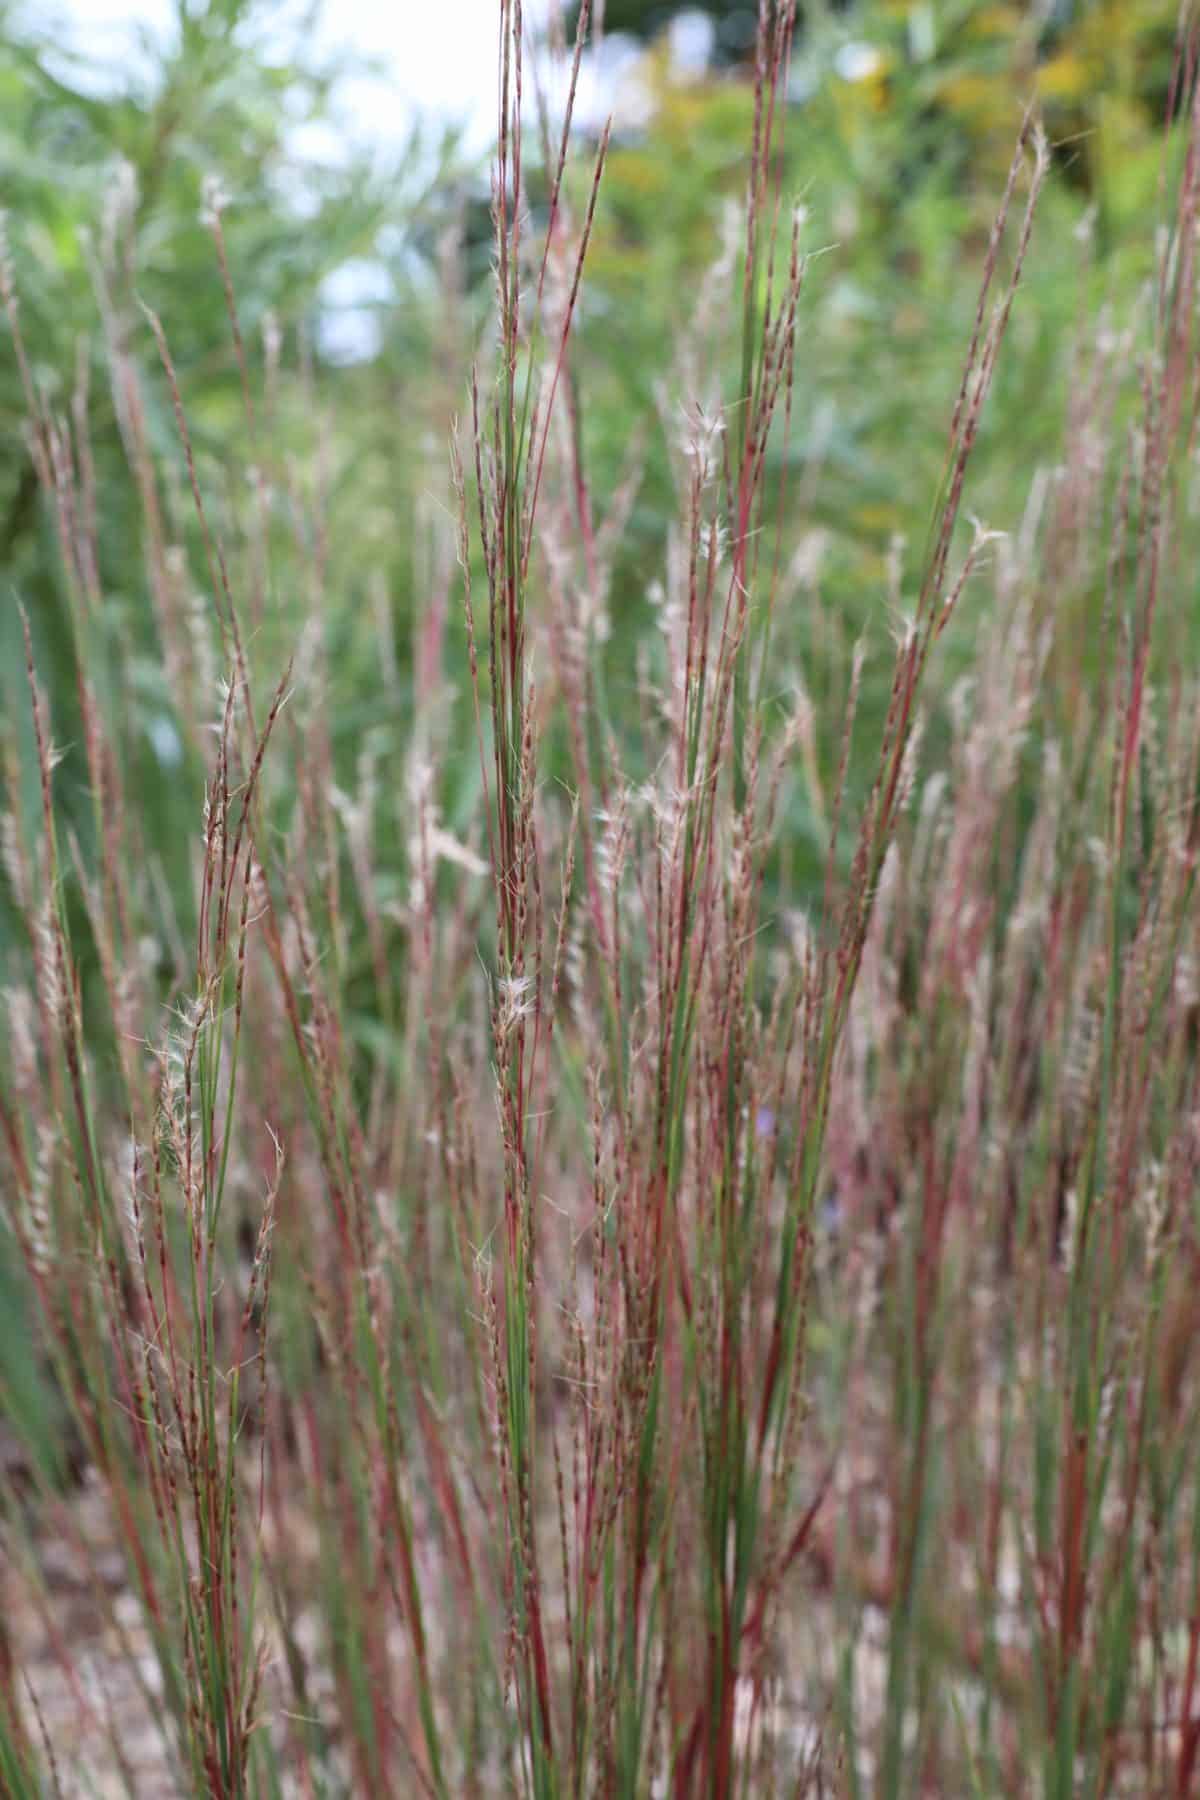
[2,3,1200,1795]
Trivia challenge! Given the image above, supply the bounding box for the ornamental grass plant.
[3,3,1200,1795]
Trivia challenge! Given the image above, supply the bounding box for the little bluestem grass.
[2,4,1200,1796]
